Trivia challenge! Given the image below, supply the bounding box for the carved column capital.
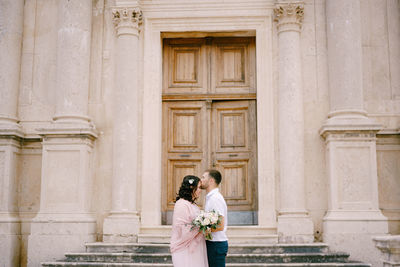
[112,7,142,36]
[274,2,304,33]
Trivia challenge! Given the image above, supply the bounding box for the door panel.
[216,106,247,149]
[212,37,256,94]
[170,108,202,151]
[167,159,203,210]
[219,160,248,200]
[212,100,257,211]
[163,38,207,94]
[162,101,208,212]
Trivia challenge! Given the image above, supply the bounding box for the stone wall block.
[0,138,21,267]
[27,132,97,266]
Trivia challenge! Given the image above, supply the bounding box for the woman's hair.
[176,175,201,203]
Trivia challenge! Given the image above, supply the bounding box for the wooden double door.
[162,37,258,225]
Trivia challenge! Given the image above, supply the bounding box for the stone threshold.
[137,225,278,244]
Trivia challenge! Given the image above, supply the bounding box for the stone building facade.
[0,0,399,266]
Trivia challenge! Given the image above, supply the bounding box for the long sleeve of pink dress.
[170,199,208,267]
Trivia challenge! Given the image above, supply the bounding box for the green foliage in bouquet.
[191,210,222,240]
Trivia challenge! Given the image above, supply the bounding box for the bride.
[170,175,208,267]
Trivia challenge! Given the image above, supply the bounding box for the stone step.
[226,253,350,263]
[227,264,371,267]
[137,226,279,244]
[85,243,329,254]
[42,243,371,267]
[64,253,170,263]
[137,233,279,244]
[86,243,171,254]
[42,264,172,267]
[42,262,371,267]
[228,244,330,254]
[63,252,349,264]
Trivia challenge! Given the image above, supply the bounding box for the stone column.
[53,0,93,125]
[325,0,367,122]
[102,7,142,242]
[0,1,24,266]
[320,0,387,265]
[274,1,314,243]
[27,1,98,265]
[0,0,24,128]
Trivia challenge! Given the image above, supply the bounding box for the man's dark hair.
[206,169,222,185]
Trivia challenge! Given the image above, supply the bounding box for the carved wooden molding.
[112,7,142,36]
[274,2,304,32]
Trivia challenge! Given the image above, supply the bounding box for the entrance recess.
[161,37,258,225]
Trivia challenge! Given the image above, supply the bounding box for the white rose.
[211,215,219,224]
[202,217,211,226]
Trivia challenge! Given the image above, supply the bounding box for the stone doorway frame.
[140,13,276,230]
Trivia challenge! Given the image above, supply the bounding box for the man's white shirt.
[204,188,228,241]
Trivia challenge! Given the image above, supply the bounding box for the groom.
[201,169,228,267]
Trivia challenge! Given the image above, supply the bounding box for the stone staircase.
[42,243,371,267]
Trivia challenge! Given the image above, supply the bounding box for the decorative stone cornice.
[274,2,304,33]
[112,7,142,36]
[0,121,24,140]
[319,111,383,139]
[37,122,98,141]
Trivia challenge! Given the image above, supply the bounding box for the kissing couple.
[170,169,228,267]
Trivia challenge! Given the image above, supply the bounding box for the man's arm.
[211,215,224,232]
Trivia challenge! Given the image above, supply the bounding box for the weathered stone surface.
[0,0,398,266]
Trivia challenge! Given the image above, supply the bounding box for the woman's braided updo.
[176,175,201,203]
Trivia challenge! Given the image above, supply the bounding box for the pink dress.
[170,199,208,267]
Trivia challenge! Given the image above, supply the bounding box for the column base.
[374,235,400,267]
[323,210,388,267]
[0,213,20,267]
[0,119,24,138]
[27,214,96,266]
[103,213,140,242]
[277,214,314,243]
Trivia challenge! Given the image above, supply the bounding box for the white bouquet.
[191,210,222,240]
